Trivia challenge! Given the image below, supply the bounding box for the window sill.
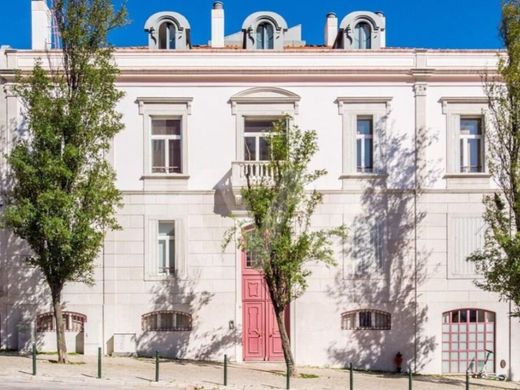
[443,173,491,179]
[340,173,387,179]
[141,174,190,180]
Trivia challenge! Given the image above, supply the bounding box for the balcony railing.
[231,161,276,188]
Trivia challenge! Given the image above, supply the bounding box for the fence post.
[466,370,470,390]
[286,361,290,390]
[155,351,159,382]
[32,343,36,376]
[349,362,353,390]
[97,347,102,379]
[408,367,412,390]
[224,354,228,386]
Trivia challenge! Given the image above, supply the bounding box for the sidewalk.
[0,353,518,389]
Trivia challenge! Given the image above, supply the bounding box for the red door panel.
[242,251,289,361]
[243,276,265,301]
[267,304,284,361]
[244,302,265,360]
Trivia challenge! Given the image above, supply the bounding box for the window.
[36,312,86,332]
[145,12,191,50]
[158,21,176,50]
[448,215,484,278]
[151,119,182,174]
[351,219,384,274]
[337,97,392,184]
[142,311,192,331]
[256,22,274,49]
[460,118,483,173]
[341,310,391,330]
[244,119,276,161]
[442,309,495,374]
[356,116,374,173]
[354,22,371,49]
[157,221,175,275]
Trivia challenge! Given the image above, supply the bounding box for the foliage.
[224,117,346,373]
[468,0,520,316]
[1,0,126,361]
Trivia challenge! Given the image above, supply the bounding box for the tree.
[1,0,126,363]
[468,0,520,316]
[224,118,346,376]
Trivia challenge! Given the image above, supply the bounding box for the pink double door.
[242,253,287,361]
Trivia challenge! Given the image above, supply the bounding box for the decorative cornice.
[335,97,393,114]
[229,87,301,115]
[440,96,489,114]
[136,97,193,115]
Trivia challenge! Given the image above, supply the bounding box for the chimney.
[324,12,338,48]
[31,0,52,51]
[211,1,225,48]
[376,11,386,48]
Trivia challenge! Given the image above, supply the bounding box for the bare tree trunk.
[274,307,296,377]
[51,289,68,363]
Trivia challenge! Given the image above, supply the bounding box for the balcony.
[231,161,275,188]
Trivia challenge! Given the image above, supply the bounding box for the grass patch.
[271,371,319,379]
[299,373,319,379]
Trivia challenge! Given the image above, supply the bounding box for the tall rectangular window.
[356,116,373,173]
[244,119,276,161]
[158,221,175,275]
[151,119,182,174]
[460,118,483,173]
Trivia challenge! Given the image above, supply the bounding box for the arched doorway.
[442,309,495,373]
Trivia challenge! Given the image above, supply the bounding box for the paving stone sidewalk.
[0,353,519,389]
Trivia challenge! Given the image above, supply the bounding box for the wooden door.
[242,251,287,361]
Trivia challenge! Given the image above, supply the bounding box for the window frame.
[354,22,372,49]
[36,311,87,333]
[243,117,280,162]
[336,97,392,188]
[150,118,183,174]
[142,310,192,332]
[441,97,489,177]
[256,21,275,50]
[356,116,374,173]
[158,21,177,50]
[157,221,176,275]
[459,117,483,173]
[442,308,495,374]
[137,97,192,185]
[145,215,187,280]
[448,213,485,279]
[341,309,391,330]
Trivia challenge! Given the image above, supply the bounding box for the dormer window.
[256,22,274,49]
[144,11,191,50]
[336,11,386,50]
[226,11,305,50]
[354,22,371,49]
[159,21,176,50]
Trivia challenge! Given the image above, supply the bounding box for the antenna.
[48,0,62,49]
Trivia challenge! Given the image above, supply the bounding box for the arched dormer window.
[341,309,391,330]
[239,11,294,50]
[159,21,176,50]
[337,11,386,50]
[256,22,274,49]
[354,22,371,49]
[142,310,192,331]
[144,12,191,50]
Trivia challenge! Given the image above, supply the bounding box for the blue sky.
[1,1,503,49]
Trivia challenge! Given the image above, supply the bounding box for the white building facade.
[1,0,519,379]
